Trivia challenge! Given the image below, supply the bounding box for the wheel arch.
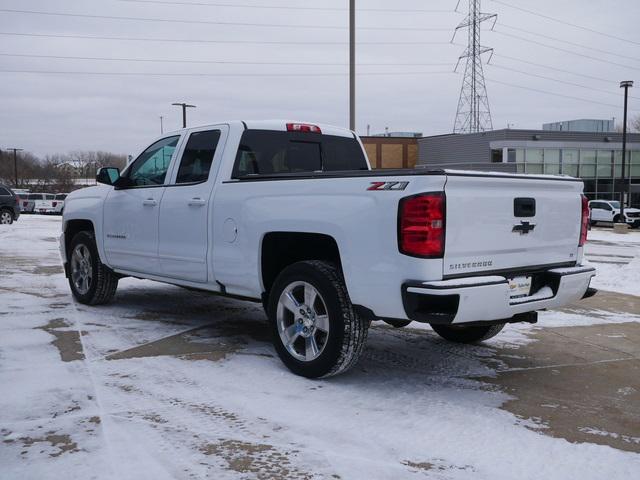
[62,219,110,272]
[260,232,343,299]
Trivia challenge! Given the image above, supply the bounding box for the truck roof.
[164,120,355,138]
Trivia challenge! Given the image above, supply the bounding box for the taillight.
[398,193,445,258]
[52,202,57,207]
[286,123,322,134]
[579,194,589,246]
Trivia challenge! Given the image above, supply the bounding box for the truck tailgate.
[443,173,583,277]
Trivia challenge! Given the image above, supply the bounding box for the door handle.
[142,198,157,206]
[188,197,206,207]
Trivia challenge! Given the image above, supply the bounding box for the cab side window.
[127,136,180,186]
[175,130,221,184]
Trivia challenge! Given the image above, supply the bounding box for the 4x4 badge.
[512,221,536,235]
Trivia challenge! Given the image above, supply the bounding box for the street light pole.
[159,115,164,134]
[349,0,355,132]
[620,80,633,222]
[171,102,196,128]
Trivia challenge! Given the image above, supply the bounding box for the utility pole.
[159,115,164,134]
[620,80,633,221]
[171,102,196,128]
[349,0,355,132]
[452,0,496,133]
[4,148,23,187]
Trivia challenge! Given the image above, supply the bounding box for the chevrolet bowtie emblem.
[512,221,536,235]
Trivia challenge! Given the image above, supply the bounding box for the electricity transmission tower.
[452,0,496,133]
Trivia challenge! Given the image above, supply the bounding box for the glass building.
[418,129,640,207]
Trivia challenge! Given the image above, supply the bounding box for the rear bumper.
[402,265,596,325]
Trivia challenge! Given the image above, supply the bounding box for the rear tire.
[0,208,13,225]
[267,260,369,378]
[431,323,505,344]
[68,231,118,305]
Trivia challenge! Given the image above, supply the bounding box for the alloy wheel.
[276,281,330,362]
[71,244,93,295]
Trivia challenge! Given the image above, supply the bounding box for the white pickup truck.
[589,199,640,228]
[60,120,596,378]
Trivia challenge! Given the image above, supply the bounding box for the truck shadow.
[102,282,640,455]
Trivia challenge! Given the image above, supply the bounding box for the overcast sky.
[0,0,639,157]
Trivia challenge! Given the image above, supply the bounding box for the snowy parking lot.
[1,215,640,479]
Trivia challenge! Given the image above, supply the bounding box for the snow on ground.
[584,228,640,296]
[1,216,640,479]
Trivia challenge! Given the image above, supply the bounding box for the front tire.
[267,260,369,378]
[431,323,505,344]
[68,231,119,305]
[0,208,13,224]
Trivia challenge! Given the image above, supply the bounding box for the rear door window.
[232,130,367,178]
[174,130,221,184]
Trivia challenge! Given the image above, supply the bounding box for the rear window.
[55,194,67,200]
[231,130,368,178]
[0,187,11,196]
[28,194,43,200]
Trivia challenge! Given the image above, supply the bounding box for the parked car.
[34,193,56,214]
[52,193,68,215]
[21,193,38,213]
[589,200,640,228]
[60,120,596,378]
[20,193,54,214]
[0,184,20,224]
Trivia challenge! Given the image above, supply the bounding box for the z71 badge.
[367,181,409,191]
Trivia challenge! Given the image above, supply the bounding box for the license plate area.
[508,276,532,299]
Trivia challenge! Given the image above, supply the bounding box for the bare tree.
[1,149,127,191]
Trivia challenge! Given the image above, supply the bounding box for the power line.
[0,31,454,46]
[497,23,640,64]
[492,54,619,85]
[118,0,460,13]
[488,63,640,101]
[0,69,457,77]
[488,0,640,47]
[0,8,452,31]
[486,78,639,111]
[0,52,454,67]
[489,30,640,72]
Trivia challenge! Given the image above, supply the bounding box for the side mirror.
[96,167,120,186]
